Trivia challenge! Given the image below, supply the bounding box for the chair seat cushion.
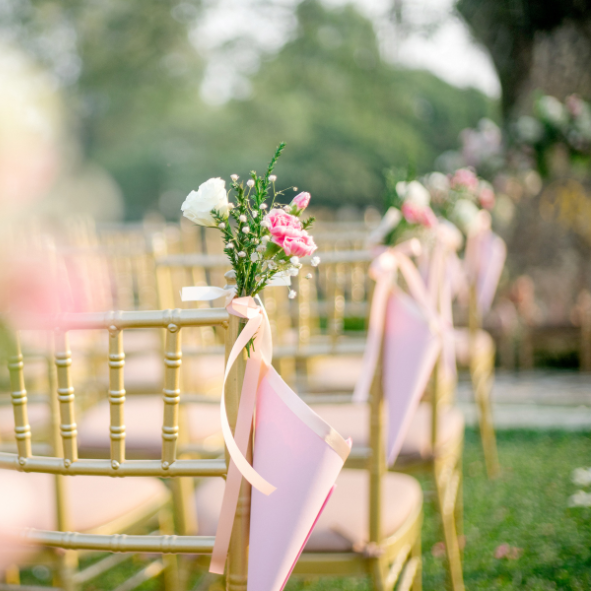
[195,470,421,552]
[78,396,222,458]
[0,470,168,567]
[453,328,494,367]
[311,402,464,462]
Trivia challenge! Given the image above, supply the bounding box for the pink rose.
[479,187,495,209]
[291,191,311,211]
[264,208,302,246]
[450,168,479,192]
[401,202,437,228]
[419,206,438,228]
[282,231,317,257]
[401,201,423,224]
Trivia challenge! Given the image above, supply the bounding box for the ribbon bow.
[353,238,443,402]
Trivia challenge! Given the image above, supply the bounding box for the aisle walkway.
[458,370,591,430]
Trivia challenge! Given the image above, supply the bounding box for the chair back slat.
[7,336,32,459]
[108,327,126,465]
[162,324,182,467]
[54,331,78,465]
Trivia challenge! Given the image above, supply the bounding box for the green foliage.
[1,0,499,219]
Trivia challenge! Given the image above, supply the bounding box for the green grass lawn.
[20,430,591,590]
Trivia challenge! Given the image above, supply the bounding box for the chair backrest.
[1,307,234,556]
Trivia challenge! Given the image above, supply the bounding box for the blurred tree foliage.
[2,0,498,219]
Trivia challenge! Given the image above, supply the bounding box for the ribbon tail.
[210,353,267,573]
[353,273,392,402]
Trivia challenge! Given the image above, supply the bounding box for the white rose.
[181,178,229,227]
[452,198,480,233]
[396,180,430,206]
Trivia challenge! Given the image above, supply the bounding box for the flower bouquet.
[425,167,495,235]
[181,143,318,300]
[368,175,438,247]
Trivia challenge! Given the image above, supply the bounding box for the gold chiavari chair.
[300,255,466,591]
[194,297,423,591]
[0,305,251,591]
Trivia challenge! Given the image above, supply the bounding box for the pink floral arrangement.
[181,144,318,298]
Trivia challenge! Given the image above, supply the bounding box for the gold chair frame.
[0,305,251,591]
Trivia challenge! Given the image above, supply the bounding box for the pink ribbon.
[209,295,276,573]
[353,239,438,403]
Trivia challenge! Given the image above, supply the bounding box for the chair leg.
[56,549,79,591]
[434,460,464,591]
[411,530,422,591]
[472,352,500,479]
[159,509,180,591]
[369,556,387,591]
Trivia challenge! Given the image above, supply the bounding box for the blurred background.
[3,0,591,367]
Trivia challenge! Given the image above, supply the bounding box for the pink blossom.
[291,191,311,211]
[479,187,495,209]
[402,202,437,228]
[264,208,302,245]
[419,206,438,228]
[401,201,423,224]
[450,168,479,192]
[282,231,317,257]
[566,94,584,118]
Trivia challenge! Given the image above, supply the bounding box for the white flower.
[569,490,591,507]
[247,179,255,188]
[287,267,299,276]
[268,261,278,270]
[252,210,258,218]
[426,172,450,194]
[293,187,298,191]
[242,226,249,233]
[269,175,277,182]
[288,289,297,299]
[311,256,320,267]
[231,174,239,181]
[239,214,247,222]
[250,252,260,262]
[538,95,567,126]
[218,222,226,230]
[256,245,266,253]
[572,467,591,487]
[305,273,313,279]
[290,256,299,265]
[181,178,230,227]
[260,203,268,210]
[452,199,480,232]
[238,251,246,258]
[261,220,270,228]
[395,180,431,207]
[261,235,270,243]
[226,242,234,249]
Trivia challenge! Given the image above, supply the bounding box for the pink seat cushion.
[195,470,421,552]
[78,396,221,458]
[312,402,464,462]
[453,328,494,367]
[0,470,168,571]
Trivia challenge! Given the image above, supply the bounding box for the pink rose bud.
[419,206,438,228]
[291,191,311,211]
